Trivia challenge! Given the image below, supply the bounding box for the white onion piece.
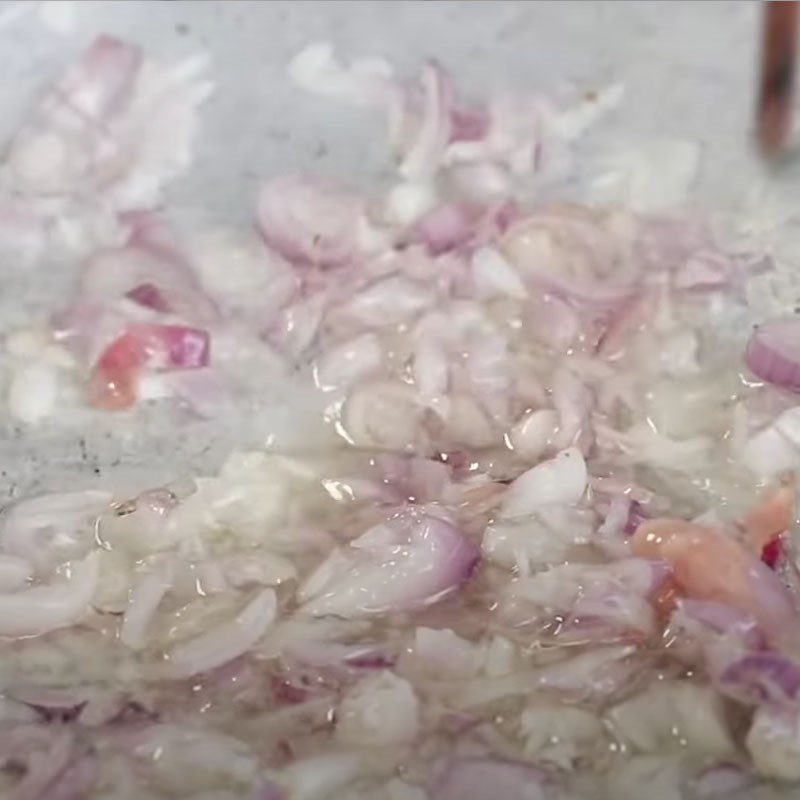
[742,407,800,477]
[509,409,559,462]
[106,53,213,209]
[499,211,635,307]
[300,511,478,617]
[0,554,32,591]
[220,552,296,588]
[284,752,364,800]
[99,488,177,555]
[658,329,700,377]
[257,174,363,267]
[288,41,394,106]
[412,202,477,256]
[6,36,141,193]
[500,447,586,519]
[189,228,295,321]
[1,490,111,573]
[81,246,218,329]
[399,61,453,179]
[746,705,800,781]
[750,419,800,467]
[529,292,583,351]
[276,293,327,358]
[162,452,323,553]
[589,139,700,213]
[554,592,653,643]
[120,568,172,650]
[413,339,449,403]
[551,367,592,450]
[673,249,734,292]
[0,552,98,636]
[546,82,624,142]
[342,381,427,450]
[143,367,234,419]
[447,161,511,204]
[5,35,210,209]
[0,201,46,267]
[445,394,497,448]
[471,246,527,300]
[773,405,800,446]
[444,93,535,171]
[521,704,605,768]
[314,333,382,392]
[535,644,638,697]
[508,558,664,640]
[7,362,58,423]
[339,275,433,326]
[483,505,594,571]
[412,627,477,678]
[464,334,510,407]
[54,34,142,121]
[606,681,735,759]
[746,318,800,392]
[162,589,277,678]
[335,671,419,746]
[129,725,258,795]
[384,181,438,226]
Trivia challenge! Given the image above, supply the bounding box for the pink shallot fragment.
[5,36,142,196]
[257,174,364,268]
[88,323,210,410]
[718,651,800,706]
[633,518,797,639]
[81,214,219,325]
[746,317,800,393]
[413,200,519,257]
[450,106,491,143]
[412,202,482,256]
[397,61,454,179]
[52,35,142,124]
[300,509,479,617]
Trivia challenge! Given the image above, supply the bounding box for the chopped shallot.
[1,30,799,800]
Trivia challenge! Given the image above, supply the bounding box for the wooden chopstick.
[757,0,799,158]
